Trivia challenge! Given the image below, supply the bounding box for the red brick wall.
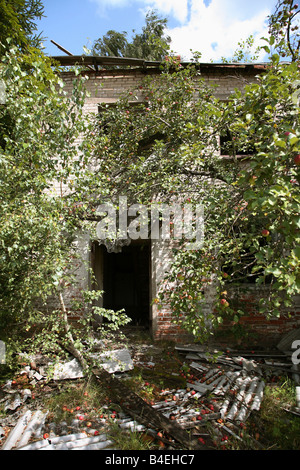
[152,284,300,346]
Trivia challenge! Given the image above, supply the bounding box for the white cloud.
[144,0,275,61]
[89,0,132,16]
[143,0,189,23]
[91,0,189,23]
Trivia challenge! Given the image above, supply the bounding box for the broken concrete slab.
[4,393,22,412]
[119,420,146,432]
[1,409,49,451]
[232,357,263,375]
[4,389,31,412]
[97,348,134,374]
[52,358,85,381]
[16,410,48,449]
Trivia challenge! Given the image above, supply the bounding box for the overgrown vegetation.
[0,0,299,452]
[252,379,300,450]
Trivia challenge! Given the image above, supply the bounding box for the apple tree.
[83,44,300,341]
[268,0,300,61]
[161,55,300,341]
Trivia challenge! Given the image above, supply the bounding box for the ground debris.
[2,332,299,450]
[93,367,203,450]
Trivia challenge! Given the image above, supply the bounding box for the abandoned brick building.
[50,55,300,345]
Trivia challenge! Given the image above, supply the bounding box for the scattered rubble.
[1,329,300,450]
[10,346,134,384]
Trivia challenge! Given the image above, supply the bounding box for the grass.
[107,423,158,450]
[44,379,109,425]
[43,378,162,450]
[255,377,300,450]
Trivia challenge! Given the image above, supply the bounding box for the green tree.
[126,10,171,61]
[162,56,300,340]
[221,35,262,63]
[0,45,131,368]
[91,30,129,57]
[92,10,171,61]
[0,46,86,333]
[0,0,44,54]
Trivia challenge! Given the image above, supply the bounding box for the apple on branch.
[294,154,300,166]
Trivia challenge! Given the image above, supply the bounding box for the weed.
[44,379,107,424]
[250,377,300,450]
[107,422,158,450]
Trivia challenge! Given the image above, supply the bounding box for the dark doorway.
[94,241,151,327]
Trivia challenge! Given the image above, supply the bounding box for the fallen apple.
[261,229,270,236]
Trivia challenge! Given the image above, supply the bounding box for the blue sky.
[38,0,279,62]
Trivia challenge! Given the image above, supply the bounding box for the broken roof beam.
[50,40,96,72]
[51,55,161,68]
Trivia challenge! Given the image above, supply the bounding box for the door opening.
[92,240,151,328]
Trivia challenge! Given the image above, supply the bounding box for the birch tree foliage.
[0,45,131,365]
[0,46,88,342]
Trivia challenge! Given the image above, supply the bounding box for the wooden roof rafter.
[50,54,269,73]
